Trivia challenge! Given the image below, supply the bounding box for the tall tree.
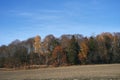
[52,45,67,66]
[78,38,89,64]
[87,36,100,64]
[102,33,113,63]
[67,35,80,65]
[34,35,41,54]
[112,33,120,63]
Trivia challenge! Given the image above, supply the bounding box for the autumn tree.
[13,46,28,67]
[43,35,59,53]
[52,45,67,66]
[33,35,46,64]
[60,35,72,49]
[112,33,120,63]
[96,35,107,63]
[78,38,89,64]
[29,52,43,65]
[101,33,113,63]
[34,35,41,54]
[24,38,34,54]
[43,35,59,65]
[0,46,5,68]
[1,33,120,68]
[0,45,13,68]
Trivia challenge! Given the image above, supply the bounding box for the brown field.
[0,64,120,80]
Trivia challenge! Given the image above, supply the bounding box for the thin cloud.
[10,10,64,22]
[18,12,33,16]
[38,9,63,14]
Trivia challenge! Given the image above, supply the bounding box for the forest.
[0,32,120,68]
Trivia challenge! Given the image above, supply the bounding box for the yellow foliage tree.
[78,40,88,64]
[34,35,41,54]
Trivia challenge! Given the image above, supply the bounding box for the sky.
[0,0,120,46]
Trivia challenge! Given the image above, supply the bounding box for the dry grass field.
[0,64,120,80]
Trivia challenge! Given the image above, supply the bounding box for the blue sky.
[0,0,120,46]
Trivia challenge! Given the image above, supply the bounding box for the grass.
[0,64,120,80]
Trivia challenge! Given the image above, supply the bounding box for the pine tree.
[67,35,80,65]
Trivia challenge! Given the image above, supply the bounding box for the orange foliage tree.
[78,38,88,64]
[52,45,67,66]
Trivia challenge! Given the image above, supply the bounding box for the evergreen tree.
[67,35,80,65]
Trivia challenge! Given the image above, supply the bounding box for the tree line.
[0,32,120,68]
